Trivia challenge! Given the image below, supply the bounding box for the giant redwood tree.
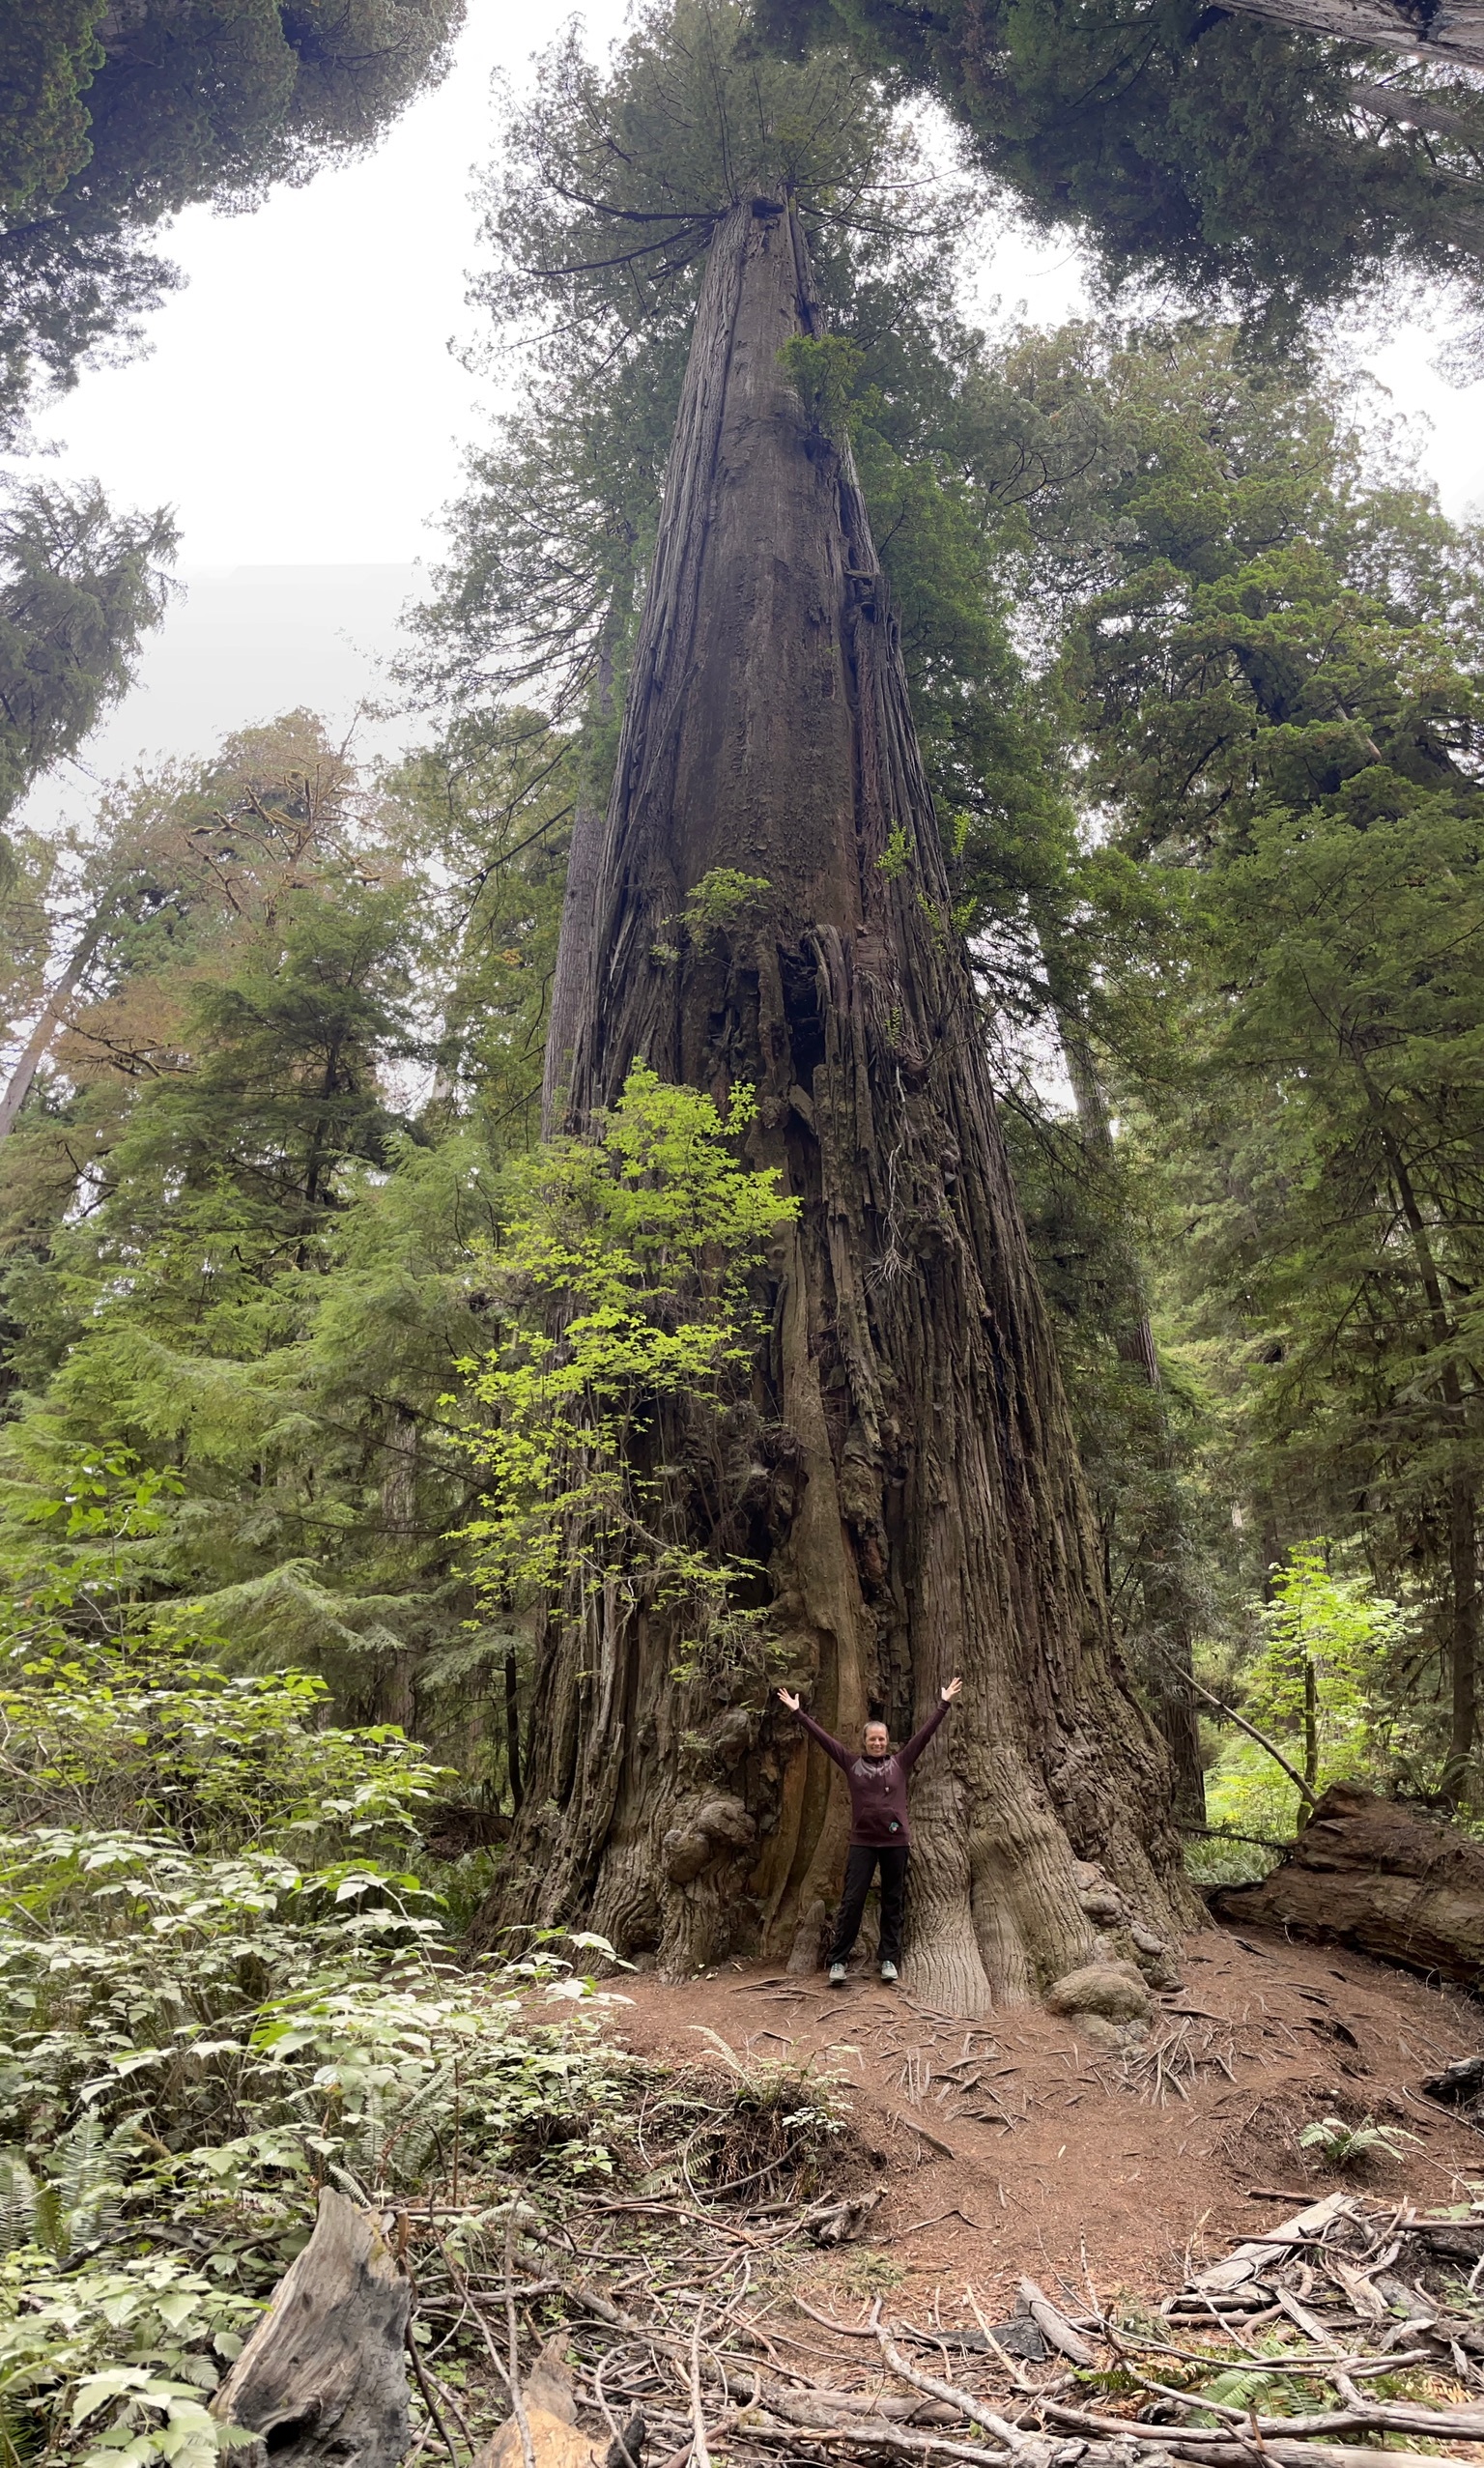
[475,60,1194,2003]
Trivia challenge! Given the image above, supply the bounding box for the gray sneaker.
[827,1962,847,1985]
[879,1962,899,1983]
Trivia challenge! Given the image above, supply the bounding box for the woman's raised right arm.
[778,1690,850,1770]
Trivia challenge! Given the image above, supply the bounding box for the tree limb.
[1150,1640,1317,1810]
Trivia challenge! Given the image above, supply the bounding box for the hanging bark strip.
[480,193,1195,2012]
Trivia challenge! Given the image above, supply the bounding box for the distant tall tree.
[0,0,464,439]
[758,0,1484,345]
[1048,1006,1207,1824]
[1035,324,1484,1804]
[466,4,1190,2012]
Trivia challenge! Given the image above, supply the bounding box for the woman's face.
[863,1722,890,1758]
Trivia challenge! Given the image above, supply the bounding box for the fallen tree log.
[213,2190,412,2468]
[1211,1782,1484,1987]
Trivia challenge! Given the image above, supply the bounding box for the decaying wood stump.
[213,2191,412,2468]
[1212,1782,1484,1985]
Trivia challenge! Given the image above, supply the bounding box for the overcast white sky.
[14,0,1484,819]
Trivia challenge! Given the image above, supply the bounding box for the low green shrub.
[0,1600,626,2468]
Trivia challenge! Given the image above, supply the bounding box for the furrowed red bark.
[476,196,1194,2011]
[541,793,604,1137]
[542,596,625,1136]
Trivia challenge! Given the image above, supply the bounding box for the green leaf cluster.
[454,1065,797,1681]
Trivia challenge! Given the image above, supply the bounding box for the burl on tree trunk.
[477,195,1195,2014]
[213,2191,412,2468]
[1213,1781,1484,1986]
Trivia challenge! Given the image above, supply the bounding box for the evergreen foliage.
[1041,326,1484,1801]
[756,0,1484,346]
[0,0,464,438]
[0,478,176,878]
[1045,327,1477,1818]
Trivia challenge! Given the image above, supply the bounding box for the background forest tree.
[0,0,465,440]
[759,0,1484,357]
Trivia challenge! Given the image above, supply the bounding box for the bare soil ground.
[604,1916,1484,2315]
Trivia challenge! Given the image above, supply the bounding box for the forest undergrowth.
[13,1583,1484,2468]
[0,1577,853,2468]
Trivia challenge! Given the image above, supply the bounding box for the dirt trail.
[606,1919,1484,2310]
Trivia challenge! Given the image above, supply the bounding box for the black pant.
[829,1844,909,1967]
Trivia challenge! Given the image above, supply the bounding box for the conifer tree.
[464,5,1191,2008]
[758,0,1484,348]
[0,0,463,439]
[0,478,175,891]
[1031,322,1484,1804]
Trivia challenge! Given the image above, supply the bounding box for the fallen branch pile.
[291,2168,1484,2468]
[212,2018,1484,2468]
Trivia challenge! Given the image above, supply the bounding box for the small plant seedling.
[876,821,910,881]
[1297,2112,1418,2168]
[842,2250,905,2295]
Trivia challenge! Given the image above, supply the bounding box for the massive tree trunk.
[479,196,1195,2013]
[542,597,625,1136]
[541,793,604,1137]
[1222,0,1484,68]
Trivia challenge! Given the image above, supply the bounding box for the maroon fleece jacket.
[792,1699,950,1847]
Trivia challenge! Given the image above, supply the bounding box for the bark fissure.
[477,195,1194,2011]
